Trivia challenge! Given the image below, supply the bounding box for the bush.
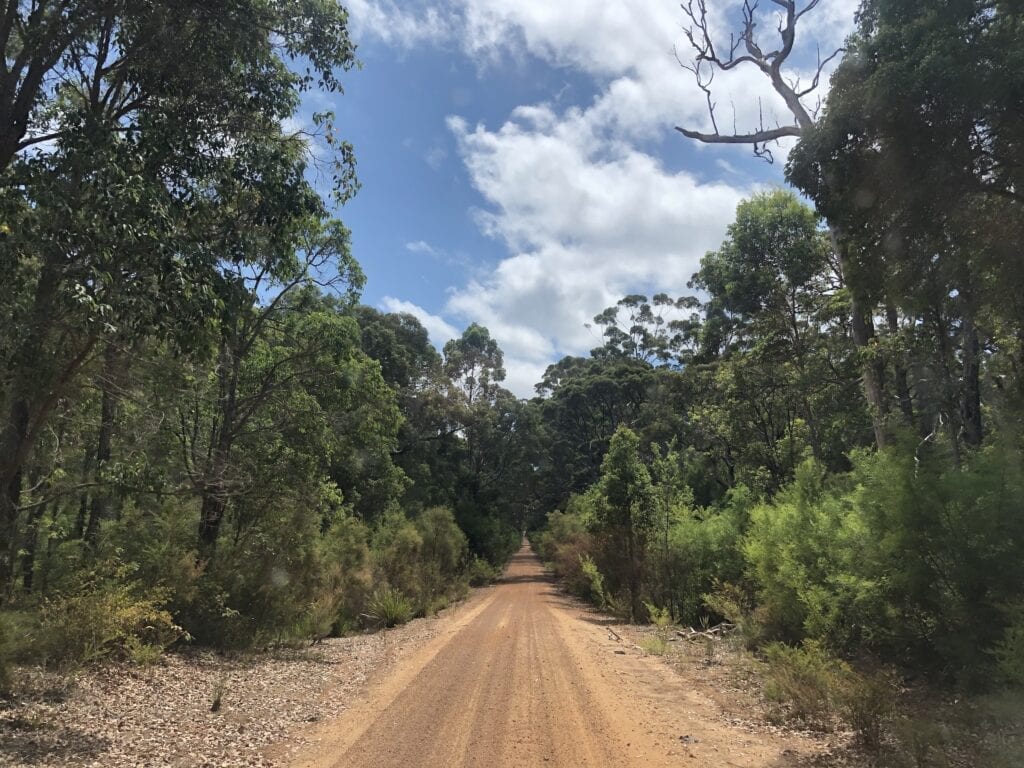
[763,640,894,747]
[578,554,609,608]
[763,640,841,724]
[465,555,501,586]
[833,667,894,751]
[743,445,1024,684]
[640,601,675,656]
[372,507,468,616]
[366,587,414,628]
[647,497,744,625]
[993,606,1024,687]
[36,572,184,668]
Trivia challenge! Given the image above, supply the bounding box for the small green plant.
[124,636,164,667]
[640,636,668,655]
[762,640,840,724]
[367,587,414,628]
[641,601,674,656]
[698,615,716,665]
[763,640,895,747]
[834,668,894,751]
[465,556,500,587]
[892,716,949,768]
[36,574,183,668]
[579,554,608,608]
[210,674,228,712]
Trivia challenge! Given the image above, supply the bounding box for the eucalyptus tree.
[674,0,891,447]
[0,0,358,591]
[788,0,1024,457]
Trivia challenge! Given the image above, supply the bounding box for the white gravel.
[0,616,447,767]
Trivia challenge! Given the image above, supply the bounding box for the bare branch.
[674,124,801,143]
[796,45,844,98]
[675,0,829,156]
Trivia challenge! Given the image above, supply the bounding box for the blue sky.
[305,0,858,395]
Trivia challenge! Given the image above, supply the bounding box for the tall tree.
[675,0,891,448]
[788,0,1024,458]
[0,0,358,592]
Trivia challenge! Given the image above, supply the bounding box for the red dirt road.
[288,544,820,768]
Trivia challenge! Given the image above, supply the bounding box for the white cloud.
[443,111,750,382]
[352,0,860,396]
[379,297,460,347]
[345,0,454,48]
[405,240,441,257]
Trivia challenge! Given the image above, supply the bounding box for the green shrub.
[578,554,609,608]
[640,636,669,655]
[647,499,744,625]
[366,587,414,628]
[763,640,894,746]
[465,555,500,586]
[762,640,842,723]
[993,608,1024,687]
[641,601,675,656]
[37,574,184,668]
[833,667,895,751]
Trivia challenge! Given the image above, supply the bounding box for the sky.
[305,0,860,396]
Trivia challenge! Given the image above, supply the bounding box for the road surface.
[289,544,817,768]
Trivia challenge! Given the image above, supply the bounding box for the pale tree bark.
[675,0,890,447]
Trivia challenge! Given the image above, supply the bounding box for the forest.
[0,0,1022,756]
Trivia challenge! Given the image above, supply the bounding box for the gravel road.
[289,544,822,768]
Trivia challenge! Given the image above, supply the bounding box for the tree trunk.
[961,315,983,448]
[0,400,30,596]
[831,229,889,448]
[19,498,48,593]
[84,345,121,544]
[886,302,915,426]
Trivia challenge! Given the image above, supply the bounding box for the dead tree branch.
[675,0,841,161]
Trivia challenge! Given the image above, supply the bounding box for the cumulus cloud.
[379,297,460,347]
[443,110,749,373]
[344,0,455,48]
[348,0,860,396]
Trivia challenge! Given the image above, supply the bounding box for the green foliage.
[763,640,840,723]
[465,556,501,587]
[640,601,675,655]
[746,445,1024,680]
[35,570,184,668]
[993,606,1024,688]
[371,507,469,619]
[367,587,414,628]
[762,640,894,747]
[578,555,610,609]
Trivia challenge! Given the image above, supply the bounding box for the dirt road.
[289,544,820,768]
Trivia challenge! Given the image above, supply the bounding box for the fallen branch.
[675,622,737,640]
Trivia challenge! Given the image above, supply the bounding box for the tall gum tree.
[674,0,891,449]
[0,0,358,594]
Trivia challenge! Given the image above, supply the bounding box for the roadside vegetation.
[1,0,1022,765]
[532,1,1024,763]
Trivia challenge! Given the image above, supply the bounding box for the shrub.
[647,499,744,625]
[763,640,894,746]
[578,554,609,608]
[833,667,895,751]
[993,608,1024,687]
[366,587,414,628]
[641,601,675,656]
[465,555,501,586]
[762,640,842,724]
[37,573,184,668]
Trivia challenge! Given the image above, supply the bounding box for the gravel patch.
[0,614,449,767]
